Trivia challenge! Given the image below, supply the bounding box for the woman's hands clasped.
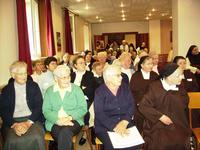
[57,116,74,126]
[113,120,129,136]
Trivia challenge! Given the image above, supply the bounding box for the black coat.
[71,71,95,102]
[0,76,43,128]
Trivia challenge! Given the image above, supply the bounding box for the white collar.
[161,79,178,91]
[75,70,86,75]
[92,70,100,78]
[53,83,72,93]
[141,69,150,80]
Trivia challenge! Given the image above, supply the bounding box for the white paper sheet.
[108,126,144,149]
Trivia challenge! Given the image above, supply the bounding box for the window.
[26,0,41,60]
[84,24,90,51]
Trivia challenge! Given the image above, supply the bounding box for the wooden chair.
[188,92,200,150]
[95,137,102,150]
[82,127,94,150]
[44,132,77,150]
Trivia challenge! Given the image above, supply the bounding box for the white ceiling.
[55,0,172,23]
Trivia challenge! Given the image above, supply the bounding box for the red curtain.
[16,0,32,74]
[64,8,73,54]
[46,0,55,56]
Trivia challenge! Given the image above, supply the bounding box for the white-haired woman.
[43,65,87,150]
[94,64,135,150]
[0,61,45,150]
[118,52,135,81]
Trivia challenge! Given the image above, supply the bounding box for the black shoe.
[79,137,86,145]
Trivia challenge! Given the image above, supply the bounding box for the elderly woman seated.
[42,65,87,150]
[94,64,135,150]
[0,61,45,150]
[139,63,191,149]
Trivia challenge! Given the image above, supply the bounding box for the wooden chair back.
[188,92,200,128]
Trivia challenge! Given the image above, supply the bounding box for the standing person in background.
[130,56,159,133]
[139,63,191,150]
[186,45,200,90]
[0,61,45,150]
[120,40,129,52]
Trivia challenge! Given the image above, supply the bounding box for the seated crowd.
[0,41,200,150]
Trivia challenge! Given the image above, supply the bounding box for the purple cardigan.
[94,82,135,133]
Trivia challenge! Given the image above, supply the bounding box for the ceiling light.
[148,13,152,16]
[96,16,99,19]
[152,8,156,12]
[122,18,126,21]
[121,10,125,13]
[121,14,125,17]
[85,4,89,9]
[99,19,102,22]
[145,16,149,20]
[120,2,124,7]
[169,16,172,19]
[76,0,82,2]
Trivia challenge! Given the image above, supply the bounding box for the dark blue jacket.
[0,76,43,128]
[94,82,135,133]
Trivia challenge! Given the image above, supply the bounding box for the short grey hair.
[9,61,27,74]
[103,64,121,83]
[53,65,70,78]
[118,52,131,62]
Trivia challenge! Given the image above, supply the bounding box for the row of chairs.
[45,92,200,150]
[0,92,200,150]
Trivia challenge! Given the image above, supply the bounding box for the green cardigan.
[43,83,87,131]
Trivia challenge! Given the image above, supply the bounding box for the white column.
[172,0,200,57]
[0,0,18,85]
[149,20,161,54]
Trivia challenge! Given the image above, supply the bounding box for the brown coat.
[130,71,159,104]
[139,80,191,150]
[181,69,199,92]
[130,71,158,132]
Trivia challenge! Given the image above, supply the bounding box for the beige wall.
[91,21,149,49]
[161,20,172,54]
[172,0,200,56]
[0,0,18,85]
[91,21,149,36]
[149,20,161,54]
